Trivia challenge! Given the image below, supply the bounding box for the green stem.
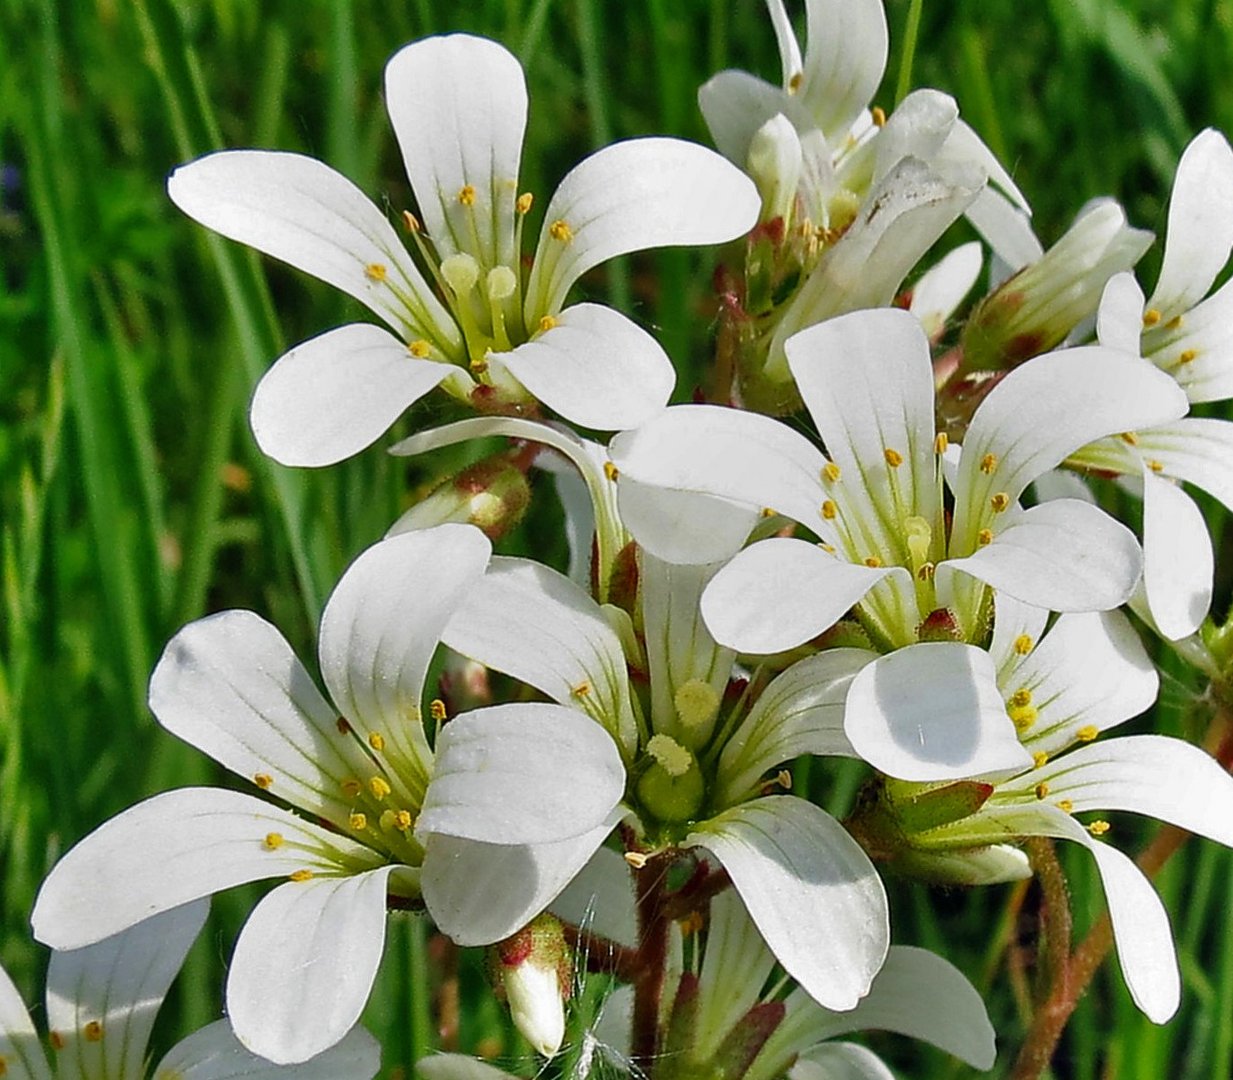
[894,0,925,106]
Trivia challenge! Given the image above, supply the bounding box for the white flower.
[30,525,624,1065]
[168,34,760,467]
[610,307,1188,780]
[0,900,380,1079]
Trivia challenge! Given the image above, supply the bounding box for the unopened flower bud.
[892,842,1033,885]
[386,456,531,541]
[916,607,964,643]
[488,913,572,1058]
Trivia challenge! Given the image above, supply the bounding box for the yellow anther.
[549,219,574,243]
[818,541,836,553]
[821,500,838,519]
[430,699,448,722]
[916,562,936,581]
[823,462,842,482]
[1010,704,1038,730]
[1033,751,1049,769]
[1014,634,1034,655]
[571,680,592,698]
[990,492,1010,513]
[624,851,649,869]
[84,1021,103,1042]
[469,354,489,375]
[871,105,887,127]
[1178,348,1198,364]
[1010,688,1033,709]
[1165,314,1184,330]
[349,812,368,831]
[977,528,994,546]
[263,832,284,851]
[1058,799,1074,813]
[516,192,534,214]
[1142,308,1162,327]
[864,555,883,568]
[1076,725,1099,742]
[403,210,421,232]
[368,732,385,752]
[1035,782,1050,800]
[538,314,558,334]
[50,1031,66,1051]
[884,448,904,467]
[341,777,362,799]
[1088,820,1111,836]
[761,507,777,518]
[394,809,414,831]
[364,774,389,803]
[289,869,314,882]
[1147,459,1165,473]
[1120,431,1139,445]
[776,768,793,790]
[604,461,619,481]
[788,72,803,94]
[934,433,949,454]
[458,184,477,206]
[253,772,273,790]
[364,263,388,282]
[336,716,352,735]
[678,910,705,935]
[408,339,432,358]
[979,452,998,474]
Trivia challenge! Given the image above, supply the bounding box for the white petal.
[1096,272,1146,354]
[702,539,891,654]
[1134,417,1233,512]
[716,650,874,807]
[0,963,51,1080]
[227,868,393,1064]
[46,900,208,1078]
[873,90,958,186]
[418,704,624,845]
[788,1044,895,1080]
[421,812,620,947]
[417,1055,519,1080]
[845,643,1032,782]
[384,35,526,270]
[526,138,759,317]
[442,556,638,758]
[150,610,359,832]
[549,844,637,950]
[953,347,1188,547]
[941,118,1030,211]
[617,476,760,565]
[697,70,812,166]
[1148,129,1233,320]
[987,593,1049,677]
[690,797,888,1013]
[1145,279,1233,402]
[155,1019,381,1079]
[250,324,451,467]
[491,303,674,430]
[798,0,888,140]
[965,188,1043,276]
[30,788,379,950]
[319,526,492,794]
[1142,468,1212,640]
[948,498,1142,612]
[909,241,983,340]
[167,150,456,347]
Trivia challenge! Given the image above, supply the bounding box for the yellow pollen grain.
[1035,782,1050,800]
[761,507,777,518]
[1147,459,1165,473]
[818,541,837,553]
[1011,688,1033,709]
[50,1032,66,1051]
[403,210,421,232]
[1088,820,1111,836]
[408,340,431,358]
[341,777,362,799]
[990,492,1010,513]
[458,184,477,206]
[823,462,842,482]
[624,851,649,869]
[263,832,284,851]
[678,910,704,935]
[1010,704,1038,730]
[1014,634,1034,655]
[604,461,619,481]
[571,680,592,698]
[349,812,368,831]
[253,773,273,790]
[395,809,414,831]
[538,315,558,333]
[884,448,904,467]
[1142,308,1162,327]
[788,72,803,94]
[289,869,314,882]
[1058,798,1074,813]
[549,219,574,243]
[871,105,887,127]
[1120,431,1139,445]
[1166,314,1184,330]
[864,555,883,568]
[516,192,534,214]
[821,500,838,520]
[977,528,994,546]
[369,732,386,752]
[1076,725,1099,742]
[979,452,998,474]
[369,776,392,799]
[1178,348,1198,364]
[1033,751,1049,769]
[430,699,448,722]
[364,263,388,282]
[934,433,949,454]
[83,1021,103,1042]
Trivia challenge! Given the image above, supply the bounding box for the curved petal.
[716,650,875,808]
[155,1019,381,1079]
[421,811,620,947]
[798,0,888,141]
[698,70,816,166]
[417,1055,520,1080]
[1097,272,1146,355]
[526,138,759,317]
[909,241,982,341]
[1145,278,1233,402]
[30,788,381,950]
[227,867,393,1064]
[941,118,1030,211]
[947,499,1142,612]
[318,526,493,797]
[953,347,1188,547]
[441,556,638,758]
[167,150,456,347]
[788,1044,894,1080]
[250,324,452,467]
[873,90,958,186]
[1148,129,1233,321]
[417,703,624,845]
[689,797,889,1013]
[845,643,1032,782]
[491,303,673,431]
[384,35,526,271]
[617,476,760,565]
[987,593,1050,677]
[1134,417,1233,511]
[965,188,1043,276]
[46,900,208,1079]
[150,609,362,833]
[549,844,637,950]
[0,961,50,1080]
[1142,468,1212,640]
[702,539,892,654]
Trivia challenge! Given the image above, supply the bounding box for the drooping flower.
[0,900,379,1079]
[167,34,760,467]
[609,307,1188,780]
[31,525,624,1065]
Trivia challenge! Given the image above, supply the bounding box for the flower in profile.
[168,34,759,467]
[610,307,1188,781]
[0,900,379,1079]
[31,525,624,1065]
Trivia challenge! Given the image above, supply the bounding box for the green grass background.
[2,0,1233,1076]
